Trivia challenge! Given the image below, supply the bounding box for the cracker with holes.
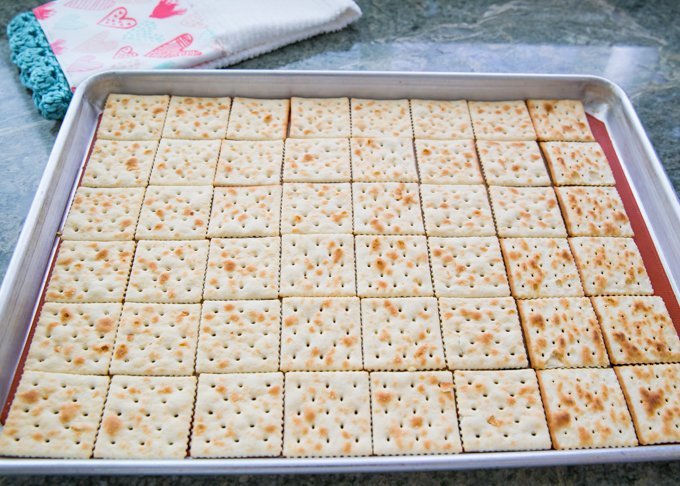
[62,187,144,241]
[207,185,281,238]
[214,140,284,186]
[97,94,169,141]
[501,238,584,298]
[281,297,362,371]
[351,99,413,138]
[489,186,567,237]
[541,141,615,186]
[468,101,536,141]
[126,240,208,303]
[555,187,633,237]
[371,371,462,455]
[355,235,433,297]
[204,237,280,300]
[591,296,680,365]
[135,185,213,240]
[428,237,510,298]
[289,97,350,138]
[283,371,372,457]
[411,99,473,140]
[162,96,231,139]
[24,303,121,375]
[191,373,284,458]
[196,300,281,373]
[280,234,355,297]
[351,138,418,182]
[527,99,595,142]
[353,183,424,235]
[569,237,652,296]
[81,140,157,188]
[454,369,551,452]
[362,297,445,371]
[415,140,484,185]
[281,183,352,234]
[226,97,289,140]
[537,368,637,449]
[283,138,351,183]
[93,375,196,458]
[149,139,220,186]
[0,371,109,458]
[420,185,495,237]
[45,241,135,303]
[439,298,528,370]
[517,298,609,369]
[477,141,551,186]
[109,303,200,376]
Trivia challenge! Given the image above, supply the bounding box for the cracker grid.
[149,139,220,186]
[281,183,353,234]
[420,185,495,237]
[135,186,213,240]
[477,141,551,187]
[411,99,473,140]
[350,138,418,183]
[283,138,351,183]
[353,183,425,235]
[214,140,284,186]
[227,97,290,141]
[207,186,282,238]
[468,101,537,141]
[162,96,231,140]
[81,140,157,188]
[289,97,351,139]
[415,140,484,185]
[97,94,169,141]
[489,186,567,238]
[351,99,413,138]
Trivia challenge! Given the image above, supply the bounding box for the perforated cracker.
[283,371,372,457]
[415,140,484,185]
[97,94,169,141]
[555,187,633,237]
[350,138,418,182]
[489,186,567,237]
[537,368,637,449]
[454,369,551,452]
[420,185,495,237]
[281,183,352,234]
[196,300,281,373]
[191,373,284,458]
[207,185,281,238]
[226,97,289,141]
[162,96,231,140]
[353,183,424,235]
[569,237,653,296]
[280,234,355,297]
[283,138,351,183]
[62,187,144,241]
[527,99,595,142]
[517,298,609,369]
[203,237,280,300]
[411,99,473,140]
[109,303,200,376]
[541,142,615,186]
[94,375,196,458]
[214,140,284,186]
[0,372,109,458]
[289,97,350,138]
[468,101,537,141]
[24,303,121,375]
[149,139,220,185]
[439,298,528,370]
[81,140,157,188]
[477,141,550,186]
[351,99,413,138]
[280,297,362,371]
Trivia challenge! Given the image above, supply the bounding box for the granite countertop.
[0,0,679,484]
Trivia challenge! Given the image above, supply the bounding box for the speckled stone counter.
[0,0,679,484]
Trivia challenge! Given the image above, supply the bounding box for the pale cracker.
[226,97,289,141]
[569,237,653,296]
[207,185,281,238]
[537,368,637,449]
[280,234,355,297]
[196,300,281,373]
[190,373,284,458]
[353,183,424,235]
[149,139,220,185]
[109,303,200,376]
[527,99,595,142]
[62,187,145,241]
[501,238,584,299]
[280,297,362,371]
[350,138,418,182]
[477,141,551,186]
[371,371,462,455]
[411,99,473,140]
[203,237,280,300]
[489,186,567,237]
[283,371,372,457]
[289,97,350,138]
[415,140,484,185]
[24,303,122,375]
[45,241,135,303]
[428,237,510,298]
[351,99,413,138]
[162,96,231,140]
[591,296,680,365]
[439,298,528,370]
[454,369,551,452]
[214,140,284,186]
[555,186,633,237]
[355,235,433,297]
[517,298,609,369]
[362,297,445,371]
[135,185,213,240]
[420,185,495,237]
[468,101,537,141]
[97,94,169,141]
[283,138,351,183]
[0,372,109,458]
[81,140,157,188]
[126,240,209,303]
[94,375,196,458]
[281,183,352,234]
[541,141,615,186]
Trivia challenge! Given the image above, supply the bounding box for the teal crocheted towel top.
[7,12,72,120]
